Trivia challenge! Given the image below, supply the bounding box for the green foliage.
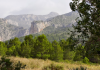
[24,35,35,58]
[42,63,64,70]
[69,0,100,63]
[0,56,26,70]
[59,39,75,60]
[84,36,100,63]
[34,34,52,59]
[64,49,75,61]
[7,46,16,56]
[21,41,31,58]
[50,40,63,62]
[74,44,86,61]
[2,33,100,63]
[83,57,89,64]
[0,42,7,56]
[6,37,21,56]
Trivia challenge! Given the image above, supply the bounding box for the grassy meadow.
[0,56,100,70]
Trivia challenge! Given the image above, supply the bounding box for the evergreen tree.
[24,35,35,57]
[74,44,86,61]
[20,41,31,58]
[7,45,16,56]
[34,34,52,59]
[0,41,7,56]
[59,39,75,60]
[51,40,63,62]
[6,37,21,56]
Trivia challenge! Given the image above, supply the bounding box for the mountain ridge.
[0,11,79,41]
[4,12,59,29]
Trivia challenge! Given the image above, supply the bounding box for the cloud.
[0,0,72,18]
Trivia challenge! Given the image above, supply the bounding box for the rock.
[29,21,50,34]
[0,18,29,41]
[4,12,59,29]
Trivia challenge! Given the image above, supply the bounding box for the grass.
[0,56,100,70]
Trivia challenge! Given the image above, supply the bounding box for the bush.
[73,54,83,61]
[0,56,26,70]
[73,66,87,70]
[42,63,64,70]
[83,57,89,64]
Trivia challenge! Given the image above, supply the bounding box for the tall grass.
[0,56,100,70]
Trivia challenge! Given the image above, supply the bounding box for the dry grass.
[0,56,100,70]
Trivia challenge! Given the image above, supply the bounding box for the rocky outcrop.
[4,12,59,29]
[6,19,18,26]
[30,21,50,34]
[0,18,29,41]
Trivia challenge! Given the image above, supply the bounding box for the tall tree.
[24,35,35,57]
[59,39,75,60]
[0,41,7,56]
[21,41,31,58]
[6,37,21,56]
[69,0,100,62]
[34,34,52,59]
[69,0,100,43]
[51,40,63,61]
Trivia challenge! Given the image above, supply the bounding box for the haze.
[0,0,72,18]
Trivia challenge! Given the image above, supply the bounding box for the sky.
[0,0,72,18]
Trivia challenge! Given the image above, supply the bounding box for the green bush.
[42,63,64,70]
[83,57,89,64]
[73,54,83,61]
[0,56,26,70]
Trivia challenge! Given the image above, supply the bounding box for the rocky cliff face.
[5,12,59,29]
[30,21,50,34]
[0,18,29,41]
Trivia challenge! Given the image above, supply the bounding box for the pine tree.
[6,37,21,56]
[0,41,7,56]
[21,41,31,58]
[51,40,63,62]
[34,34,52,59]
[24,35,35,57]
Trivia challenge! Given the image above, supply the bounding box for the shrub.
[83,57,89,63]
[73,66,87,70]
[42,63,64,70]
[0,56,26,70]
[73,54,83,61]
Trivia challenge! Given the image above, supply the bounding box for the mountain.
[0,18,29,41]
[29,11,79,34]
[19,11,79,42]
[0,11,79,41]
[4,12,59,29]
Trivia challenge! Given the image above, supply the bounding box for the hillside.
[0,18,29,41]
[20,11,79,42]
[29,11,79,34]
[5,12,59,29]
[1,11,79,41]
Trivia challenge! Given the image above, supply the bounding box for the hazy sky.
[0,0,72,18]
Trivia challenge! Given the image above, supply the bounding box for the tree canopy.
[69,0,100,62]
[69,0,100,44]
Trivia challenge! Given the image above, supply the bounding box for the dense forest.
[0,34,99,64]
